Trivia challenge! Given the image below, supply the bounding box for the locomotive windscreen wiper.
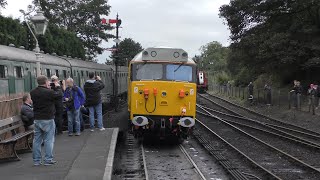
[174,63,185,72]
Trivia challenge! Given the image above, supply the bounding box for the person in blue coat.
[64,78,85,136]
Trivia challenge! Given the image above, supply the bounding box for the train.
[128,47,197,140]
[197,71,208,92]
[0,44,128,101]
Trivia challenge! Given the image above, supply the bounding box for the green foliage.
[0,0,6,9]
[198,41,230,84]
[110,38,143,66]
[35,0,113,59]
[0,16,28,47]
[220,0,320,84]
[38,24,85,58]
[0,15,85,58]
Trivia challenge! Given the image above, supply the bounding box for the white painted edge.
[103,128,119,180]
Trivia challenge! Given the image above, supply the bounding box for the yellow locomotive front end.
[128,47,196,139]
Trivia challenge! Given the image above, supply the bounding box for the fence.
[0,94,23,120]
[209,84,318,115]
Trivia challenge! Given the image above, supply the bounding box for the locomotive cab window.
[166,64,194,82]
[134,63,163,80]
[14,66,24,78]
[0,65,8,78]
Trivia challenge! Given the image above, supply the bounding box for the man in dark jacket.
[51,75,65,135]
[30,75,63,166]
[84,72,105,131]
[21,93,34,130]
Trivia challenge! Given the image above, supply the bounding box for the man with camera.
[51,75,65,135]
[30,75,63,166]
[84,72,105,132]
[64,78,85,136]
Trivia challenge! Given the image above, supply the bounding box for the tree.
[0,0,7,9]
[34,0,114,60]
[220,0,320,84]
[0,16,28,47]
[199,41,230,84]
[110,38,143,66]
[0,15,85,58]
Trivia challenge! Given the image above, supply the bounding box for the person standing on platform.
[30,75,63,166]
[248,82,254,103]
[84,72,105,132]
[51,75,65,135]
[64,78,85,136]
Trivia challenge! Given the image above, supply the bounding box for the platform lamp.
[20,9,49,77]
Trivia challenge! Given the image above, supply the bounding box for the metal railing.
[209,84,318,115]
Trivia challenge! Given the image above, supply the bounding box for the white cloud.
[1,0,231,63]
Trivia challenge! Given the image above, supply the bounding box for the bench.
[0,116,34,161]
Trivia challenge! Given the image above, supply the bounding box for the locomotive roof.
[131,47,195,64]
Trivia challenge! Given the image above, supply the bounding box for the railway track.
[198,93,320,145]
[142,140,206,180]
[113,134,148,180]
[195,105,320,179]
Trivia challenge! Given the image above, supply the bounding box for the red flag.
[101,18,107,24]
[109,19,118,24]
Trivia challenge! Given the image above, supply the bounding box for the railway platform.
[0,128,119,180]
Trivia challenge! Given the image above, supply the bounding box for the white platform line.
[103,128,119,180]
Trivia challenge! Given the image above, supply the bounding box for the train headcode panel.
[128,47,197,141]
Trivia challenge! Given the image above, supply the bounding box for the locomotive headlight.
[132,116,149,126]
[178,117,195,128]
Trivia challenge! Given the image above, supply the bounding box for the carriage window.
[86,71,89,77]
[134,63,163,80]
[46,69,51,78]
[74,70,76,76]
[0,65,8,78]
[81,70,84,77]
[55,70,59,77]
[166,64,193,82]
[63,70,67,78]
[14,66,24,78]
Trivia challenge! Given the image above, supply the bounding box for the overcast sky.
[2,0,230,63]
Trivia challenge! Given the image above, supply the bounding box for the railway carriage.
[128,47,197,140]
[0,44,128,102]
[197,71,208,92]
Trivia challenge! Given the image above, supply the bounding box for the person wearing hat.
[51,75,65,134]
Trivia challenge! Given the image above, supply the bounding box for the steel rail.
[141,144,149,180]
[197,105,320,148]
[197,103,320,141]
[200,93,320,137]
[197,104,320,177]
[194,118,281,180]
[179,144,207,180]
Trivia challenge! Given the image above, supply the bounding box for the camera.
[50,82,55,88]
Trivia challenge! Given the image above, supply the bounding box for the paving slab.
[0,128,118,180]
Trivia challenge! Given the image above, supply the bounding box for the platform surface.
[0,128,119,180]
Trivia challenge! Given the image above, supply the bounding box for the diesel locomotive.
[128,47,197,140]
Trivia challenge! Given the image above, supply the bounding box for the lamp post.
[20,9,48,77]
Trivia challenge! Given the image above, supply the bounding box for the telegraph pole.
[114,13,121,112]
